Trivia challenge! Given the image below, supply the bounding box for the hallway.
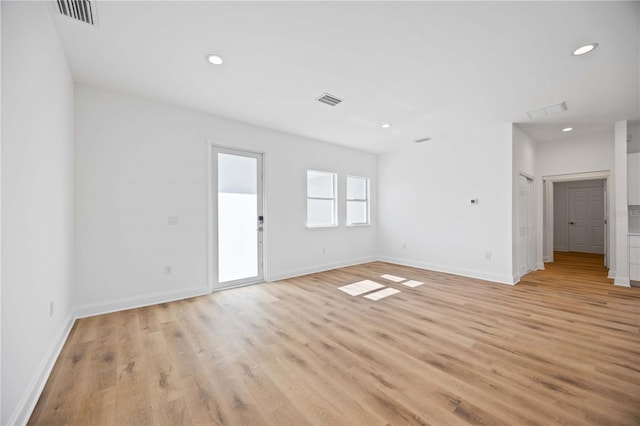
[523,252,613,293]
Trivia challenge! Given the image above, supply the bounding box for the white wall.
[536,130,614,264]
[512,125,536,279]
[627,121,639,153]
[630,206,640,232]
[553,179,605,251]
[74,85,377,312]
[614,121,629,285]
[0,3,3,422]
[1,2,75,424]
[377,124,514,284]
[537,130,614,177]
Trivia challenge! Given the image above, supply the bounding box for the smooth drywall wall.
[512,125,536,280]
[536,130,614,265]
[0,3,3,422]
[74,85,377,310]
[627,122,639,153]
[1,2,75,424]
[377,123,514,284]
[614,121,629,285]
[553,179,605,251]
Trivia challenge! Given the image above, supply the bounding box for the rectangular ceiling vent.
[316,93,343,107]
[55,0,97,26]
[525,101,567,119]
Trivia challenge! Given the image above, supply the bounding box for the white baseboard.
[554,247,568,252]
[9,286,212,425]
[74,286,210,319]
[608,269,616,279]
[267,256,378,282]
[377,256,516,285]
[7,312,76,426]
[614,277,631,287]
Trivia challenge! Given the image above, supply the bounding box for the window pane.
[347,200,368,224]
[307,199,335,226]
[347,176,367,200]
[308,171,334,198]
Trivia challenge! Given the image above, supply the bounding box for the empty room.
[2,1,640,425]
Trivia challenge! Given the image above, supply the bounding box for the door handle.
[569,221,576,225]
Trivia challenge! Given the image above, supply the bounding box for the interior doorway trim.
[542,170,610,266]
[207,141,267,292]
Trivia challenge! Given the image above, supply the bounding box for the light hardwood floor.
[29,253,640,425]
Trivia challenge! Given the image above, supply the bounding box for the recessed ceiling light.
[206,54,223,65]
[572,43,598,56]
[562,127,573,132]
[381,123,390,128]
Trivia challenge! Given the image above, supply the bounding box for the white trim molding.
[614,277,631,287]
[74,286,210,319]
[267,256,377,282]
[378,256,516,285]
[7,312,75,426]
[542,170,612,269]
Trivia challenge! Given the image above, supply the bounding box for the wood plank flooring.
[29,253,640,425]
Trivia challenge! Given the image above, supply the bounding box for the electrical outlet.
[168,216,179,225]
[49,301,54,318]
[164,265,172,275]
[485,252,492,260]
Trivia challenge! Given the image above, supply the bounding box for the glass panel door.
[213,147,263,288]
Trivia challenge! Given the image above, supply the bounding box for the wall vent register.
[55,0,97,26]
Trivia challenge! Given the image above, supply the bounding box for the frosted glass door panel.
[218,152,260,284]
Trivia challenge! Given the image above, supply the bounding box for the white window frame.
[346,175,370,226]
[306,170,338,228]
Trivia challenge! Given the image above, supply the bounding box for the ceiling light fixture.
[572,43,598,56]
[381,123,390,128]
[415,137,431,143]
[206,54,223,65]
[562,127,573,132]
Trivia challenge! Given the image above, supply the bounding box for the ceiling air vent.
[525,101,567,119]
[316,93,343,107]
[55,0,97,26]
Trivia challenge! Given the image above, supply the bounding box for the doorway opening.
[543,171,610,273]
[209,145,264,290]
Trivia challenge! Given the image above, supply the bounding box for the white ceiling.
[50,1,639,153]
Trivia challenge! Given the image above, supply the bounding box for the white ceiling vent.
[525,101,567,119]
[316,93,343,107]
[415,137,432,143]
[55,0,97,26]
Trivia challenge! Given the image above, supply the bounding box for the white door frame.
[542,170,610,266]
[207,142,266,292]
